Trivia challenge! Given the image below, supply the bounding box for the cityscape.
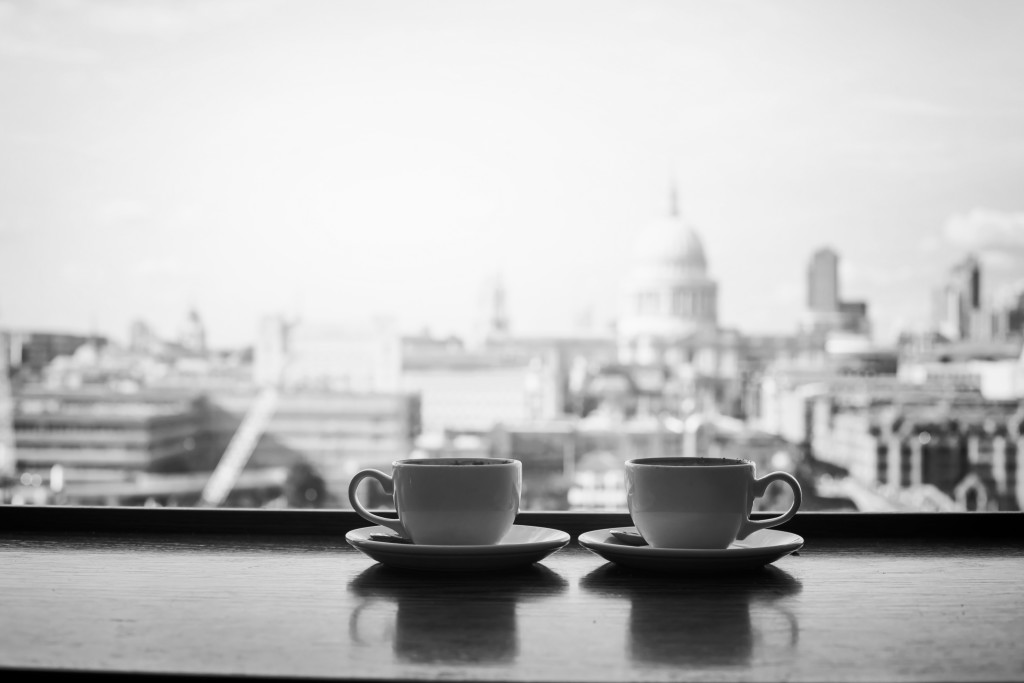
[2,1,1023,515]
[2,190,1022,513]
[3,5,1023,683]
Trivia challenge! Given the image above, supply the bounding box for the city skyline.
[2,0,1024,347]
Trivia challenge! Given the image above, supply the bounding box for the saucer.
[345,524,570,572]
[577,527,803,573]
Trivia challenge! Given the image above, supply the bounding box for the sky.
[1,0,1023,348]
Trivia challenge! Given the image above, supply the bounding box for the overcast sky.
[1,0,1023,347]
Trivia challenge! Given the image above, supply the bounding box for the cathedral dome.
[617,187,719,351]
[632,214,708,274]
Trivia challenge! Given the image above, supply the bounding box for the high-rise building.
[955,254,982,311]
[807,248,840,313]
[803,248,870,337]
[994,288,1024,340]
[934,254,983,340]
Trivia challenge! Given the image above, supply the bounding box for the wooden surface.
[1,522,1022,681]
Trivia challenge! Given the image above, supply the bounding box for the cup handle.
[347,469,407,538]
[737,471,802,540]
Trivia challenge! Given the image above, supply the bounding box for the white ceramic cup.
[625,457,802,549]
[347,457,522,545]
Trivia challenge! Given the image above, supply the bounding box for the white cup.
[348,457,522,545]
[625,457,802,549]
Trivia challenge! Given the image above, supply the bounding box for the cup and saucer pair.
[345,525,570,572]
[346,458,569,572]
[577,527,804,573]
[580,457,806,572]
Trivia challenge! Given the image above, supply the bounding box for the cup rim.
[392,457,519,467]
[626,456,753,469]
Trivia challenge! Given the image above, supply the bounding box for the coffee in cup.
[625,457,802,549]
[348,457,522,545]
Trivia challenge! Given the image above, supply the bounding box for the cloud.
[944,208,1024,253]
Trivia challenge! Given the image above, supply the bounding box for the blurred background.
[2,0,1023,512]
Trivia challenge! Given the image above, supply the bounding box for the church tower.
[470,273,511,348]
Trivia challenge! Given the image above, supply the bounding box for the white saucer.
[345,524,570,572]
[578,527,803,573]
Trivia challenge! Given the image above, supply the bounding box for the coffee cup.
[625,457,802,549]
[347,457,522,545]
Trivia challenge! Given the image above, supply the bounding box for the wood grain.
[0,532,1022,681]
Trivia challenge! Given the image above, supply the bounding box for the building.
[179,308,208,354]
[491,414,687,510]
[400,343,561,435]
[127,313,211,361]
[755,354,1024,511]
[255,316,401,391]
[736,333,829,421]
[809,391,1023,511]
[2,330,107,380]
[492,411,803,511]
[802,247,870,337]
[205,389,420,506]
[807,248,840,315]
[400,266,616,434]
[898,338,1024,400]
[0,334,15,478]
[616,189,743,414]
[992,286,1024,340]
[933,254,984,341]
[470,272,511,348]
[4,387,216,504]
[12,388,206,474]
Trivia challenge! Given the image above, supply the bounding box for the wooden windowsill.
[1,507,1022,681]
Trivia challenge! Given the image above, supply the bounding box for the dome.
[632,214,707,274]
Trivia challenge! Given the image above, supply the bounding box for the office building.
[808,248,840,313]
[205,389,420,505]
[933,254,984,341]
[803,248,870,337]
[3,388,214,505]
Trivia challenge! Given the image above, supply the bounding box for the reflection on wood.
[580,564,801,667]
[0,532,1022,681]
